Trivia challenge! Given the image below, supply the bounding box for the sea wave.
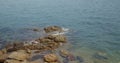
[50,27,69,36]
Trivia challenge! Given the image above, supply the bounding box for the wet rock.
[93,52,108,60]
[30,54,44,61]
[60,50,69,57]
[38,38,53,43]
[63,58,69,63]
[13,42,24,50]
[32,28,40,32]
[67,54,76,61]
[45,35,67,43]
[44,26,62,33]
[8,50,29,61]
[60,50,76,61]
[44,54,58,62]
[76,56,84,63]
[54,35,67,42]
[5,42,24,52]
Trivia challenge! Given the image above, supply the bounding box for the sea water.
[0,0,120,63]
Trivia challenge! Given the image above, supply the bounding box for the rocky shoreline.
[0,26,109,63]
[0,26,83,63]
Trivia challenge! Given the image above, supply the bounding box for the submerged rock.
[44,54,58,62]
[67,54,76,61]
[76,56,84,63]
[44,26,63,33]
[93,52,108,60]
[63,58,69,63]
[32,28,40,32]
[60,50,70,57]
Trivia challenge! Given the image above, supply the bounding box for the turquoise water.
[0,0,120,63]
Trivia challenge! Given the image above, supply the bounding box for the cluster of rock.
[0,26,68,63]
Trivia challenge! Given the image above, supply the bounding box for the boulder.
[44,26,62,33]
[8,51,29,61]
[54,35,66,42]
[44,54,58,62]
[45,35,67,43]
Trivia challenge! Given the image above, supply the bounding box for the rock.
[54,35,67,42]
[21,60,29,63]
[39,38,53,43]
[44,54,58,62]
[76,56,84,62]
[93,52,108,60]
[44,26,62,33]
[0,54,8,63]
[60,50,76,61]
[49,62,59,63]
[32,28,40,32]
[6,42,24,52]
[1,48,7,54]
[67,54,76,61]
[25,28,40,32]
[26,49,31,54]
[8,51,29,61]
[13,42,24,50]
[4,59,21,63]
[45,35,67,43]
[0,50,3,56]
[63,59,69,63]
[60,50,69,57]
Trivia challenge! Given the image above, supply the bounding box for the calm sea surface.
[0,0,120,63]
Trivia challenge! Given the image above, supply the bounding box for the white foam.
[52,32,65,35]
[51,27,69,36]
[62,27,69,32]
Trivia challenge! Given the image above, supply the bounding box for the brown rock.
[1,48,7,54]
[44,26,62,33]
[45,35,67,42]
[0,50,3,56]
[44,54,58,62]
[54,35,67,42]
[8,51,29,61]
[39,38,53,43]
[0,54,8,63]
[4,59,21,63]
[32,28,40,32]
[60,50,70,57]
[49,62,59,63]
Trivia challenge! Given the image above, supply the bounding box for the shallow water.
[0,0,120,63]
